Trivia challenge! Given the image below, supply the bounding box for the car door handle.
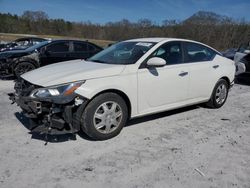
[213,65,219,69]
[179,71,188,77]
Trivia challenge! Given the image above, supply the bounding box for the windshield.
[26,41,50,51]
[88,41,156,65]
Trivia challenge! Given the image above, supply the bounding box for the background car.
[0,39,103,77]
[222,48,237,60]
[10,38,235,140]
[234,42,250,78]
[0,37,48,52]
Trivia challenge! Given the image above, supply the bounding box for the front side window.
[151,42,183,65]
[88,44,96,51]
[88,41,156,65]
[47,42,69,53]
[16,39,30,46]
[184,42,216,62]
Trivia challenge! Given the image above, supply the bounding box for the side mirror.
[244,50,250,54]
[147,57,166,67]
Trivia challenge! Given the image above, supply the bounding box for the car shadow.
[14,105,199,143]
[127,105,198,126]
[0,75,15,80]
[15,112,80,144]
[235,77,250,86]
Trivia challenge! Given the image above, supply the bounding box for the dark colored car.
[234,42,250,80]
[0,37,47,52]
[222,48,237,60]
[0,40,103,77]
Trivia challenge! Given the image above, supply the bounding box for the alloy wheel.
[16,63,35,76]
[215,83,227,105]
[93,101,123,134]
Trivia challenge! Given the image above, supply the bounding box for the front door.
[40,41,71,66]
[137,41,190,114]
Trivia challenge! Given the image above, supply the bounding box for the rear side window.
[47,42,69,52]
[74,42,88,52]
[184,42,216,63]
[151,42,183,65]
[88,44,96,51]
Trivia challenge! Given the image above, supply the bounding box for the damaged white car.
[9,38,235,140]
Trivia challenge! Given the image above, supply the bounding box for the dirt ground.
[0,79,250,188]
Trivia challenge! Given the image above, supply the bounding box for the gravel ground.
[0,79,250,188]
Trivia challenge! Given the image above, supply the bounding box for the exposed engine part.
[75,97,84,106]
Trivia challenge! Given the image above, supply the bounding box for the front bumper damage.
[9,80,87,135]
[0,60,13,77]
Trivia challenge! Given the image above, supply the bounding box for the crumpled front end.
[0,59,13,77]
[9,78,87,135]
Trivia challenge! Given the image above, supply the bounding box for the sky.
[0,0,249,24]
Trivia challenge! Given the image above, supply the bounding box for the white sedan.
[11,38,235,140]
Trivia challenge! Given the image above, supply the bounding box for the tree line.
[0,10,249,50]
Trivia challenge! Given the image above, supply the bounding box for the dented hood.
[21,59,125,87]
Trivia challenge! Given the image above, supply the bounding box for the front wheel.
[206,79,229,108]
[14,62,36,77]
[80,93,128,140]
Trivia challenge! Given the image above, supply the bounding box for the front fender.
[75,74,138,117]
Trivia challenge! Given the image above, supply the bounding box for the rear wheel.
[14,62,36,77]
[206,79,229,108]
[80,93,128,140]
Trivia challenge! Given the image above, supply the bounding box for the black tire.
[206,79,229,108]
[79,93,128,140]
[14,62,36,77]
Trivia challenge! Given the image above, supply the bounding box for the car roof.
[44,39,103,49]
[125,37,203,43]
[125,37,221,54]
[15,37,47,41]
[50,39,89,42]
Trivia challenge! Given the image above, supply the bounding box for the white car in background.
[10,38,235,140]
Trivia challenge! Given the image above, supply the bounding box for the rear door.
[88,43,102,57]
[72,41,90,60]
[183,42,219,100]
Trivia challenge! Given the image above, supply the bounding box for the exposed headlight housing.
[30,81,85,103]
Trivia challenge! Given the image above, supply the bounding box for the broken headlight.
[30,81,85,99]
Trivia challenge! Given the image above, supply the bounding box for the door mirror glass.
[147,57,166,67]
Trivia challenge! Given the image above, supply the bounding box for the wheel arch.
[220,76,230,87]
[208,76,231,101]
[90,89,132,119]
[12,58,39,71]
[12,60,39,77]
